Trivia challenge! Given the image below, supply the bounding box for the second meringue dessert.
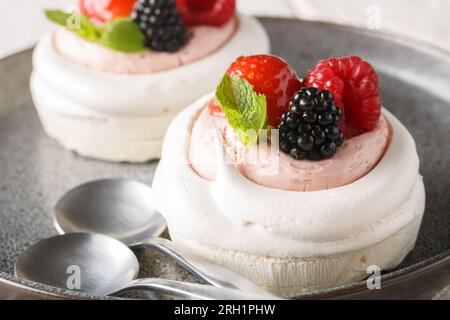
[153,54,425,297]
[31,0,269,162]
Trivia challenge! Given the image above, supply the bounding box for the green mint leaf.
[215,75,267,145]
[77,14,101,41]
[45,10,145,53]
[45,10,71,27]
[99,18,146,53]
[44,10,100,42]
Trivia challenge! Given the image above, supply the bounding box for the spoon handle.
[139,238,275,297]
[113,278,279,300]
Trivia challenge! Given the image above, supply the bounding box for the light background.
[1,0,450,58]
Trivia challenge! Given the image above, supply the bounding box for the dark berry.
[278,87,345,161]
[311,127,326,145]
[320,90,334,102]
[287,131,298,144]
[302,111,317,123]
[279,123,289,134]
[336,132,345,147]
[298,123,311,133]
[279,140,291,153]
[286,112,300,128]
[325,125,341,140]
[290,148,307,160]
[132,0,188,52]
[316,98,330,112]
[298,96,315,111]
[297,134,315,152]
[318,112,333,125]
[320,142,337,159]
[304,87,319,96]
[307,150,322,161]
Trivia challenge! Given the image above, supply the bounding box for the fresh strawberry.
[183,0,216,11]
[80,0,136,23]
[177,0,235,27]
[223,55,302,127]
[304,56,381,137]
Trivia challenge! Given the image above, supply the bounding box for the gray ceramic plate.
[0,18,449,300]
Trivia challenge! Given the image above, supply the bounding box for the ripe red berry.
[224,55,302,127]
[304,56,381,137]
[80,0,136,23]
[183,0,216,11]
[177,0,235,27]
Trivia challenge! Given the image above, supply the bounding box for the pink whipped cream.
[189,104,390,191]
[53,18,238,74]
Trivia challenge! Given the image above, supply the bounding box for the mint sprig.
[77,14,102,41]
[44,10,145,53]
[45,10,73,27]
[45,10,100,41]
[215,75,267,145]
[99,18,146,53]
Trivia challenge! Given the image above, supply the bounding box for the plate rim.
[1,249,449,299]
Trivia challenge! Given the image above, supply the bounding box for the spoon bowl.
[15,233,277,300]
[15,233,139,296]
[54,179,166,245]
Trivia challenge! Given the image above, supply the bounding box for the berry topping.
[132,0,188,52]
[279,87,345,160]
[177,0,236,27]
[304,56,381,137]
[224,55,302,127]
[80,0,136,23]
[215,75,267,145]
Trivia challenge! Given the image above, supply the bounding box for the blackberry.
[132,0,188,52]
[278,87,345,160]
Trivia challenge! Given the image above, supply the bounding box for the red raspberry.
[304,56,381,137]
[177,0,235,27]
[80,0,136,23]
[225,55,303,127]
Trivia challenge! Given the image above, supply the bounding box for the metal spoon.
[54,179,274,296]
[15,233,277,300]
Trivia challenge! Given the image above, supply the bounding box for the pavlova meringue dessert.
[30,0,269,162]
[153,54,425,297]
